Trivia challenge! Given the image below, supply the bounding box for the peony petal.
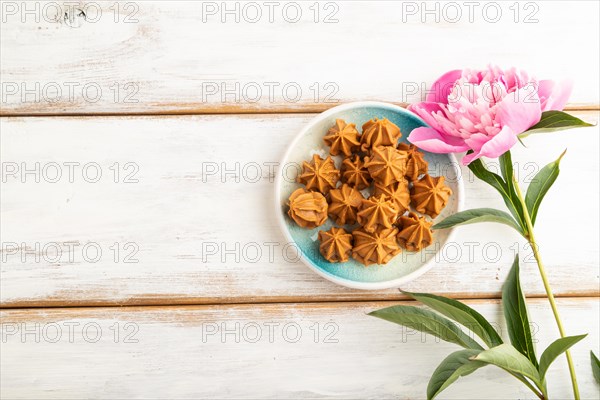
[462,125,517,165]
[496,86,542,134]
[502,66,518,90]
[461,151,480,165]
[426,69,463,104]
[538,79,573,111]
[464,133,490,153]
[479,125,518,158]
[408,127,469,154]
[407,102,445,132]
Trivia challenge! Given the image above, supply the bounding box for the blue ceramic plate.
[275,101,463,289]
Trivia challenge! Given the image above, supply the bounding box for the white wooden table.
[1,1,599,398]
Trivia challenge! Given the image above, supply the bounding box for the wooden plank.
[1,1,598,115]
[1,111,598,307]
[1,298,598,399]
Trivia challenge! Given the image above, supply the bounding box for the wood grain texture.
[1,298,599,399]
[1,111,598,307]
[1,1,598,115]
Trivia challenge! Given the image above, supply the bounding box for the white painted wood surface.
[1,1,599,398]
[1,299,599,399]
[1,111,598,306]
[1,1,598,114]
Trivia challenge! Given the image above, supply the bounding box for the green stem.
[513,176,580,400]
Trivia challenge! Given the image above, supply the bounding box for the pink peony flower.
[407,66,572,165]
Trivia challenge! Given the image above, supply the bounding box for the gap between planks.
[1,292,598,311]
[2,296,600,316]
[0,103,598,118]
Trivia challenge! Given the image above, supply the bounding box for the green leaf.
[403,291,503,348]
[524,150,565,225]
[432,208,523,234]
[499,151,524,227]
[473,344,542,387]
[468,157,526,233]
[427,349,486,400]
[520,111,594,138]
[591,351,600,384]
[502,255,538,368]
[369,305,483,350]
[538,334,587,379]
[499,151,515,184]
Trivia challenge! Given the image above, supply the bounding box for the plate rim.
[274,101,464,290]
